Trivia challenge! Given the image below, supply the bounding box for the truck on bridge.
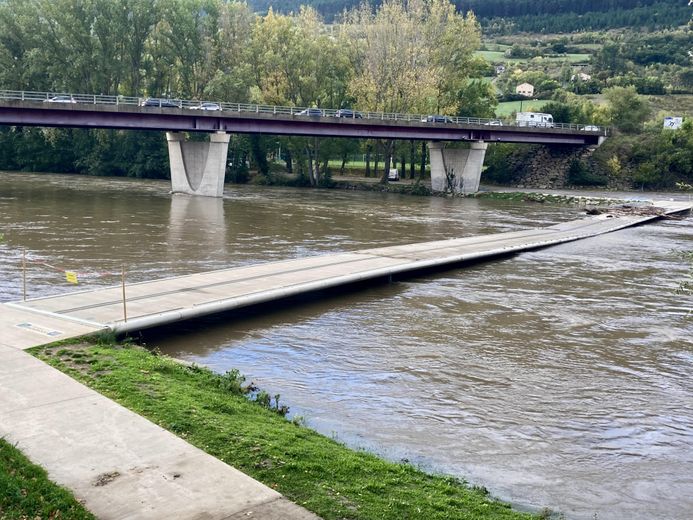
[516,112,554,128]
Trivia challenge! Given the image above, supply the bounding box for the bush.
[567,159,608,186]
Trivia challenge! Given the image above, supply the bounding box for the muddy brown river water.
[1,172,691,519]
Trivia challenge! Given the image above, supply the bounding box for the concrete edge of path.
[0,345,320,520]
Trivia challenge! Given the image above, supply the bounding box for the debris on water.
[586,205,666,217]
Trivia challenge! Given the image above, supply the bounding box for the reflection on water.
[168,194,227,258]
[1,171,691,519]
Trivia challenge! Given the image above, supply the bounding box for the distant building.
[515,82,534,97]
[495,65,506,75]
[571,72,592,82]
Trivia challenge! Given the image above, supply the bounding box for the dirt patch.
[93,471,121,487]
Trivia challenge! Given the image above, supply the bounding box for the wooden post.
[121,265,127,322]
[22,248,26,301]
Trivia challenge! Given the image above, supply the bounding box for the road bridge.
[0,90,608,197]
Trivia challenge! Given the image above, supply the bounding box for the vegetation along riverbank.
[31,337,539,520]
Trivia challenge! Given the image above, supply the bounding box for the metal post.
[121,265,127,322]
[22,248,26,301]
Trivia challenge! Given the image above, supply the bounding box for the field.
[494,99,551,117]
[475,50,590,65]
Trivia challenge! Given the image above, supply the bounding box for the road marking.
[15,322,63,337]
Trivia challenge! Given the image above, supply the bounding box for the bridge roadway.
[0,97,603,145]
[1,200,690,519]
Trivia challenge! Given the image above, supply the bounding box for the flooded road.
[1,171,691,519]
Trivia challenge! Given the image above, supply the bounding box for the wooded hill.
[248,0,690,31]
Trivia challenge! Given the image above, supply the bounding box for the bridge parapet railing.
[0,89,608,134]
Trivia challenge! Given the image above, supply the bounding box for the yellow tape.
[65,271,78,284]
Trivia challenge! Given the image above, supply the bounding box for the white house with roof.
[515,82,534,97]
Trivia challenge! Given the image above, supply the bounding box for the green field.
[476,50,507,63]
[495,100,550,117]
[475,50,590,65]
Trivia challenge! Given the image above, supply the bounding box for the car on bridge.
[190,102,222,111]
[484,119,503,126]
[297,108,323,117]
[140,98,180,108]
[44,95,76,104]
[335,109,363,119]
[421,115,454,124]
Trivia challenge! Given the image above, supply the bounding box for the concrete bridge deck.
[1,200,690,519]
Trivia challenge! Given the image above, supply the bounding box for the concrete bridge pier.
[428,141,488,195]
[166,131,230,197]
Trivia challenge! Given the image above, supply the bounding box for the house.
[495,65,506,75]
[515,82,534,97]
[571,72,592,82]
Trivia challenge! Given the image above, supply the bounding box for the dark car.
[421,115,454,124]
[297,108,323,117]
[335,109,363,119]
[140,98,180,108]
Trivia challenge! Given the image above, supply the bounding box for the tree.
[456,80,497,118]
[344,0,481,182]
[603,86,651,133]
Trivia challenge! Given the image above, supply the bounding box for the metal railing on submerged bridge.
[0,89,608,134]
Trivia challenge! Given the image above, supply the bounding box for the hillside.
[248,0,690,31]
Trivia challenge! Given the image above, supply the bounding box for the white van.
[516,112,554,128]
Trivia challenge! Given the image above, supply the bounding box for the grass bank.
[0,438,95,519]
[32,339,538,520]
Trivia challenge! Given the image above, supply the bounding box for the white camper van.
[516,112,554,128]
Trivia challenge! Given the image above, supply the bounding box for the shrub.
[567,159,608,186]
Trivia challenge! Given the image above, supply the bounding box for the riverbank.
[260,172,673,206]
[32,338,538,520]
[0,439,95,519]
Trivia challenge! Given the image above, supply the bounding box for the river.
[1,171,691,519]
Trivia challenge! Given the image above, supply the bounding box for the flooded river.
[1,172,691,519]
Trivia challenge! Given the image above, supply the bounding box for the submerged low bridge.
[0,89,607,197]
[4,201,688,343]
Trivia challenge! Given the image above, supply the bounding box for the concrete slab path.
[0,344,319,519]
[1,200,689,519]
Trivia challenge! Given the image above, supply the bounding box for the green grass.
[32,340,537,520]
[475,51,590,65]
[495,100,550,117]
[559,53,591,63]
[645,94,693,117]
[0,438,95,520]
[476,50,507,63]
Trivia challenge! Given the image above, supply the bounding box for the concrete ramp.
[6,201,690,337]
